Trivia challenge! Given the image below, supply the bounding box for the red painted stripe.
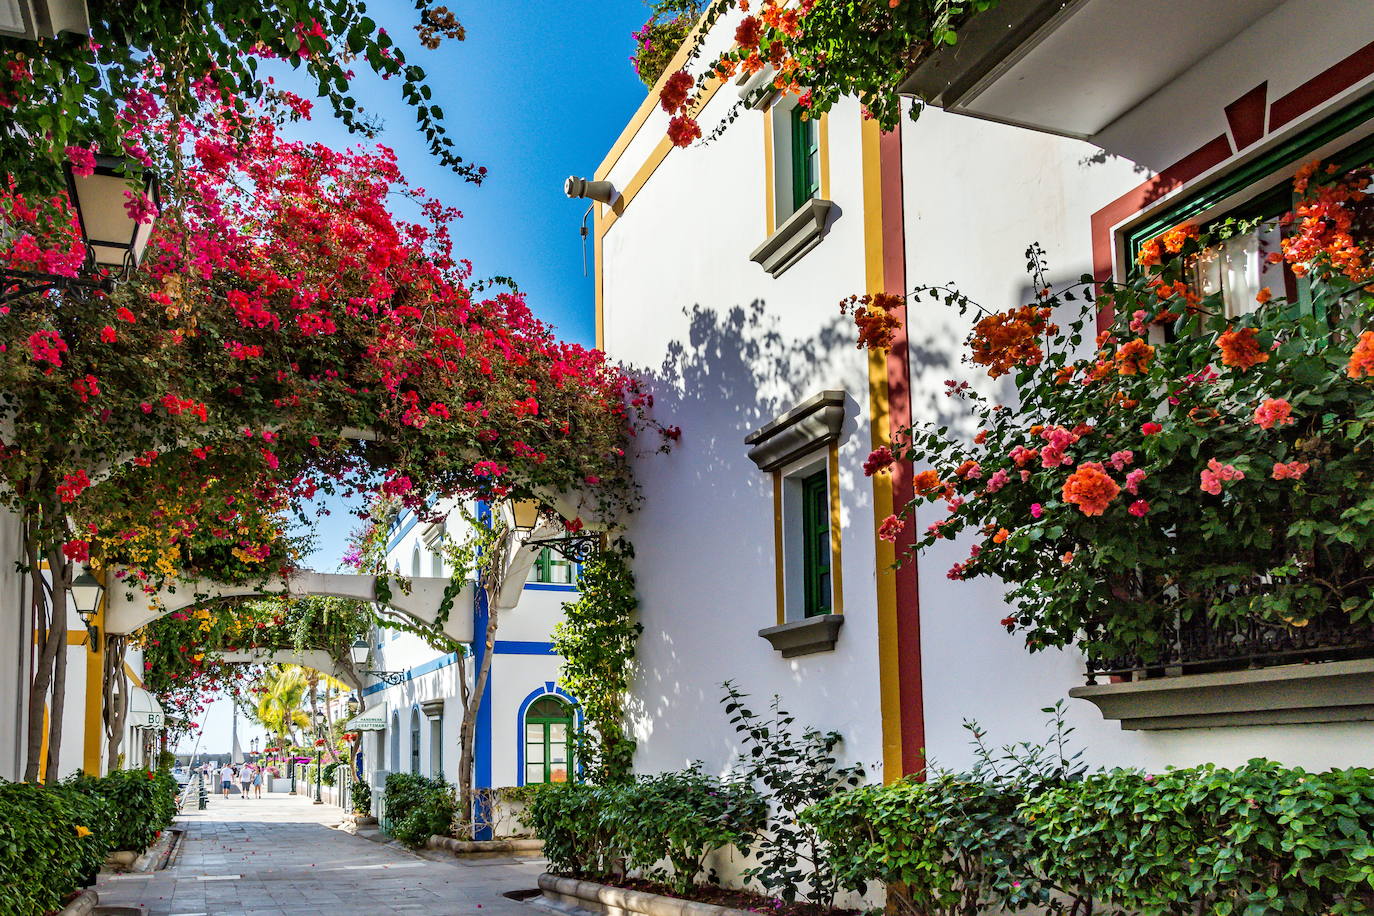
[1270,38,1374,131]
[1225,82,1268,151]
[878,127,926,777]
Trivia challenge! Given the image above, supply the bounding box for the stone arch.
[104,570,475,644]
[217,648,361,692]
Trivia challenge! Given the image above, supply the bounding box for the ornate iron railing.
[1085,608,1374,683]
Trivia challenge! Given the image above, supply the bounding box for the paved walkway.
[95,790,547,916]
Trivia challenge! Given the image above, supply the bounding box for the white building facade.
[588,0,1374,820]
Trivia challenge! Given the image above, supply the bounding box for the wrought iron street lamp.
[355,636,407,685]
[509,499,601,563]
[68,566,104,653]
[0,157,160,305]
[350,638,369,666]
[313,711,327,805]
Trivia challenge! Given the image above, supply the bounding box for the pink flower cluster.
[1200,458,1244,495]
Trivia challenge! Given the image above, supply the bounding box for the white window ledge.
[750,198,834,277]
[1069,658,1374,730]
[758,614,844,658]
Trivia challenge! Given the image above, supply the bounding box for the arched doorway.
[409,707,421,775]
[389,712,400,771]
[521,695,573,785]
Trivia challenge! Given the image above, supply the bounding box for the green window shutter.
[801,470,832,617]
[790,106,820,213]
[535,547,552,583]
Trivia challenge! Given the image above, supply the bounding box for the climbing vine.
[551,539,642,783]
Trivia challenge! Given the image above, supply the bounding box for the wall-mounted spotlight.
[564,176,619,205]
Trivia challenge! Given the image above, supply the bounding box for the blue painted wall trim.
[523,582,578,593]
[472,500,495,839]
[493,640,556,655]
[515,683,581,787]
[385,512,420,554]
[359,651,461,697]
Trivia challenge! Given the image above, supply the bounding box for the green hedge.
[806,760,1374,916]
[383,773,456,847]
[0,778,113,916]
[525,767,766,894]
[351,778,371,815]
[66,768,177,853]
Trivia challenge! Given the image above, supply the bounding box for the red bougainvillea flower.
[1272,460,1310,480]
[659,69,693,113]
[667,114,701,147]
[877,514,906,542]
[1061,462,1119,516]
[1128,499,1150,517]
[1030,503,1043,518]
[1216,327,1269,370]
[1200,457,1245,495]
[1349,331,1374,378]
[1140,421,1162,436]
[863,446,894,476]
[1253,397,1294,429]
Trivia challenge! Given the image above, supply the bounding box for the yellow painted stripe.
[861,117,904,784]
[763,109,776,235]
[773,471,785,626]
[594,208,605,349]
[828,442,845,616]
[83,583,106,774]
[38,703,48,782]
[124,662,144,689]
[818,112,831,203]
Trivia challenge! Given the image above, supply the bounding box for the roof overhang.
[899,0,1286,140]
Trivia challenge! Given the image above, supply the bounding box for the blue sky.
[273,0,655,575]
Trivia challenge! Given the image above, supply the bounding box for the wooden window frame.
[800,470,832,618]
[524,698,573,785]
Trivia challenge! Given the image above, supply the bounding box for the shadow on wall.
[616,299,890,770]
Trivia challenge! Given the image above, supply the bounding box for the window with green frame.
[790,104,820,213]
[800,469,832,617]
[523,696,572,785]
[528,546,574,584]
[1122,100,1374,322]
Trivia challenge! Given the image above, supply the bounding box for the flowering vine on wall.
[855,160,1374,664]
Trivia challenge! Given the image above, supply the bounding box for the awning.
[345,702,388,732]
[128,687,165,729]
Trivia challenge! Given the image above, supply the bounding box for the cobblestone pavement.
[94,790,547,916]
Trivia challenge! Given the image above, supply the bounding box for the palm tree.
[252,665,310,748]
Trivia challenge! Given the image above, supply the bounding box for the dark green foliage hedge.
[0,769,178,915]
[526,768,766,894]
[66,768,177,853]
[351,778,372,815]
[807,760,1374,916]
[383,772,456,847]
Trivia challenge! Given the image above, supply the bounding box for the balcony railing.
[1085,608,1374,684]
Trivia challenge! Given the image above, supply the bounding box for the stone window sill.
[758,614,844,658]
[745,389,846,472]
[750,198,834,277]
[1069,658,1374,730]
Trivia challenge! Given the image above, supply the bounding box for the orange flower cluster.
[1351,331,1374,379]
[968,305,1056,378]
[1278,161,1373,283]
[842,292,903,350]
[1136,223,1198,266]
[912,469,943,494]
[1061,462,1120,517]
[1114,338,1155,375]
[1216,326,1269,370]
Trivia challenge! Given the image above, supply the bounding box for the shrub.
[66,768,177,853]
[383,773,457,847]
[0,779,113,916]
[351,778,372,815]
[807,713,1374,916]
[524,780,618,877]
[630,1,701,88]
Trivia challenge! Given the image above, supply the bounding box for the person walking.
[252,763,264,799]
[238,762,253,799]
[219,762,235,799]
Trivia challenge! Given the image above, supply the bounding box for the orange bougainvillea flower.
[1216,326,1269,370]
[968,305,1056,378]
[912,469,943,494]
[1160,224,1199,254]
[1061,462,1120,517]
[1253,397,1294,429]
[1136,238,1162,267]
[1115,338,1155,375]
[842,292,903,351]
[992,527,1011,544]
[1349,331,1374,378]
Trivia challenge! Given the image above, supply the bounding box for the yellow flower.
[75,825,92,838]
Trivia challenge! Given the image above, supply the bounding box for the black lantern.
[506,499,600,563]
[66,156,161,273]
[69,567,103,652]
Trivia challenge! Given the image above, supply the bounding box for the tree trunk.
[457,579,501,838]
[43,545,70,782]
[24,523,60,782]
[103,635,130,773]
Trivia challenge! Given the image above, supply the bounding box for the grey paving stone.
[95,791,545,916]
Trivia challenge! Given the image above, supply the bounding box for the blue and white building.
[357,499,580,836]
